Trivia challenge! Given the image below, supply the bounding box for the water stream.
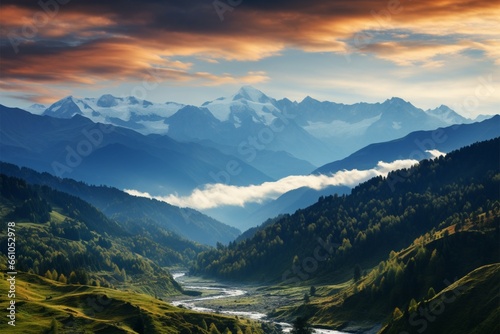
[171,273,348,334]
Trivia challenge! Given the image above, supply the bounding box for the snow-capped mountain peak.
[43,96,86,118]
[232,85,271,104]
[379,97,421,118]
[41,95,184,134]
[201,86,280,125]
[26,103,47,115]
[96,94,119,108]
[425,105,470,125]
[30,88,475,166]
[302,95,316,102]
[384,97,411,106]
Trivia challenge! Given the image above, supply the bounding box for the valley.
[0,89,499,333]
[169,273,352,334]
[2,0,499,332]
[0,271,269,334]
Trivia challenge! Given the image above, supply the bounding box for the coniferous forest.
[193,139,500,332]
[0,130,497,334]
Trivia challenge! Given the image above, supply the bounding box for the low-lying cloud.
[425,149,446,159]
[125,158,429,210]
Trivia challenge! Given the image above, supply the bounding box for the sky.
[1,0,499,118]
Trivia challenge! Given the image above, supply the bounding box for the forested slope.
[194,138,500,284]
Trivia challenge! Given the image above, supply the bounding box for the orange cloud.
[195,71,270,86]
[358,41,474,67]
[0,80,71,104]
[0,0,497,103]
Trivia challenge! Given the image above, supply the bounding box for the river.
[171,273,348,334]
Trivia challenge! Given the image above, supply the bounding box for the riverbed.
[170,273,348,334]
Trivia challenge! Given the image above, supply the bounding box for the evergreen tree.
[75,269,89,285]
[69,271,78,284]
[51,269,58,281]
[291,317,313,334]
[393,307,403,319]
[49,318,59,334]
[209,323,221,334]
[121,268,127,282]
[427,287,436,300]
[304,292,310,304]
[201,319,208,331]
[408,298,418,313]
[58,273,67,284]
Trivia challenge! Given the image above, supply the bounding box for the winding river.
[171,273,348,334]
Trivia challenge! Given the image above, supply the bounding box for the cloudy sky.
[1,0,499,117]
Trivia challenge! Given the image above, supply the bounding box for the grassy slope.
[0,216,182,298]
[269,211,499,331]
[0,174,186,296]
[379,263,500,334]
[0,271,266,334]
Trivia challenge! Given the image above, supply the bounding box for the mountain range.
[33,86,479,170]
[0,87,498,334]
[200,116,500,229]
[0,162,240,246]
[3,87,499,231]
[0,105,271,195]
[315,114,500,174]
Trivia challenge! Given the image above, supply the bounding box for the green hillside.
[0,271,267,334]
[0,162,240,246]
[0,169,280,333]
[0,166,210,265]
[379,263,500,334]
[0,174,184,295]
[270,210,499,330]
[1,138,498,333]
[193,138,500,331]
[194,138,500,282]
